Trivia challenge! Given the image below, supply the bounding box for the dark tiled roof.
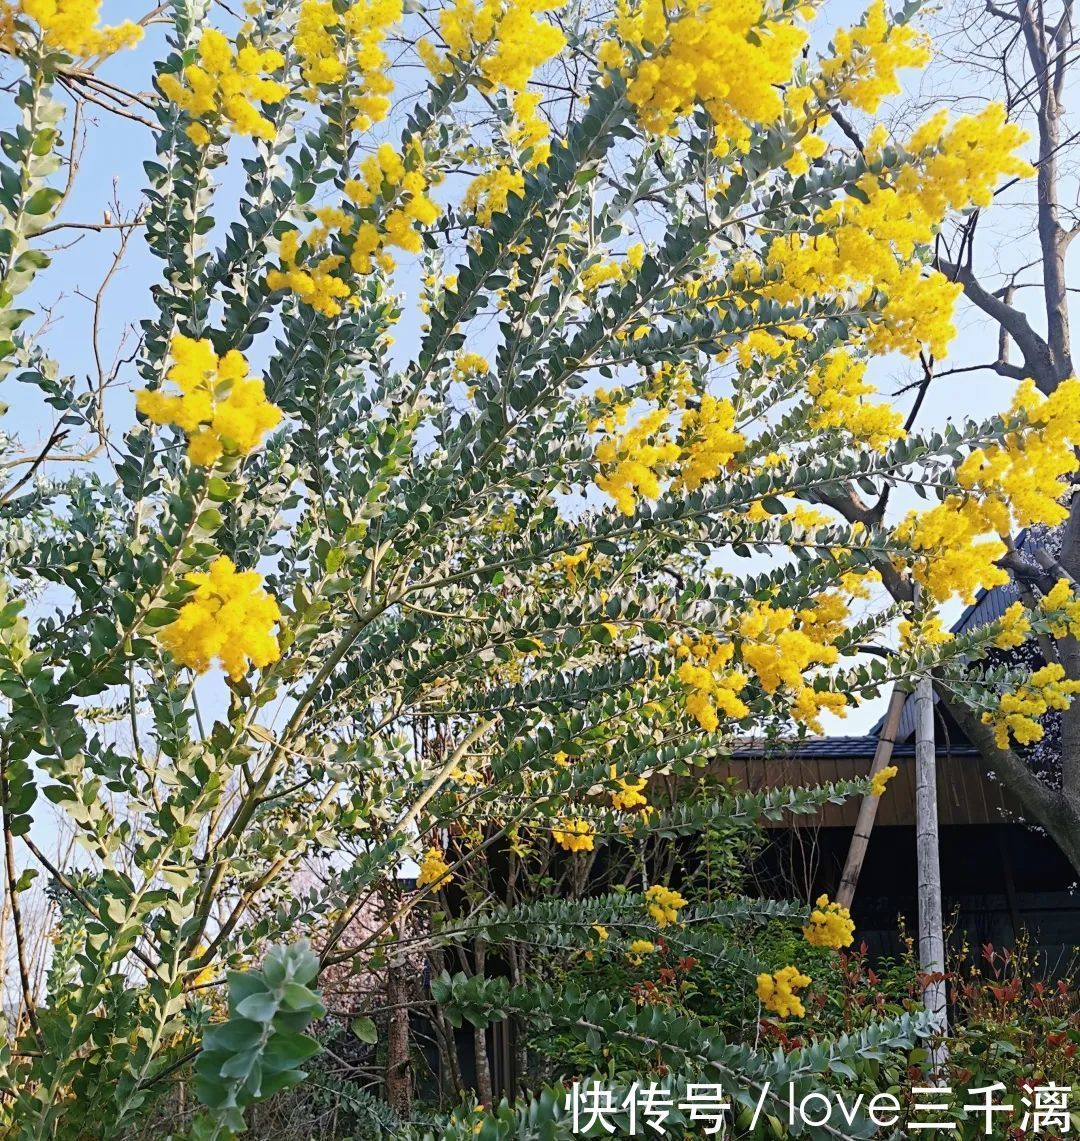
[731,734,978,760]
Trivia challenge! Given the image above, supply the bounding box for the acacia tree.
[1,0,1079,1137]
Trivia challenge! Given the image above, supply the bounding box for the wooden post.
[837,683,908,908]
[914,645,948,1068]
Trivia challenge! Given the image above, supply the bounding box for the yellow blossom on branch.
[898,379,1080,603]
[763,105,1031,362]
[436,0,566,91]
[416,846,453,888]
[992,601,1031,649]
[135,335,282,466]
[610,769,649,811]
[897,614,954,648]
[819,0,929,114]
[158,556,281,681]
[869,764,897,798]
[805,350,903,452]
[981,663,1080,750]
[594,405,679,515]
[266,141,440,311]
[1039,580,1080,639]
[802,894,854,949]
[593,395,744,514]
[673,396,745,490]
[740,598,839,694]
[644,884,686,927]
[552,818,595,852]
[295,0,400,129]
[7,0,141,58]
[156,29,287,146]
[606,0,811,146]
[757,965,811,1018]
[676,639,750,732]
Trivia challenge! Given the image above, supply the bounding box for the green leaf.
[351,1016,378,1044]
[24,186,63,215]
[143,608,179,628]
[236,992,278,1023]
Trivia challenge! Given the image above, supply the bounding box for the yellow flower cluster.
[674,594,856,735]
[783,130,828,178]
[610,768,649,811]
[740,597,840,695]
[553,545,594,584]
[676,595,857,735]
[992,601,1032,649]
[764,105,1030,361]
[645,884,687,927]
[869,764,897,797]
[459,91,556,225]
[981,663,1080,750]
[266,142,439,312]
[159,556,281,681]
[898,379,1080,603]
[907,104,1032,216]
[428,0,562,224]
[757,965,811,1018]
[135,335,282,466]
[266,224,352,317]
[345,142,441,265]
[604,0,810,145]
[6,0,141,56]
[675,635,750,732]
[674,395,745,490]
[627,938,656,958]
[433,0,566,91]
[509,91,553,167]
[157,29,287,147]
[1040,580,1080,639]
[552,818,595,852]
[594,406,679,516]
[819,0,930,114]
[894,502,1009,606]
[956,379,1080,529]
[802,894,855,949]
[791,685,850,734]
[593,394,744,514]
[897,614,953,648]
[416,846,452,888]
[804,350,903,451]
[295,0,400,130]
[580,262,625,292]
[453,352,489,380]
[464,165,526,226]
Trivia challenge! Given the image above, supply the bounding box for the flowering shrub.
[2,0,1080,1135]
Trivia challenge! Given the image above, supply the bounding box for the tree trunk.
[473,940,493,1108]
[385,957,412,1118]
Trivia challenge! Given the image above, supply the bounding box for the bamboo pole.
[836,682,908,908]
[914,634,948,1069]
